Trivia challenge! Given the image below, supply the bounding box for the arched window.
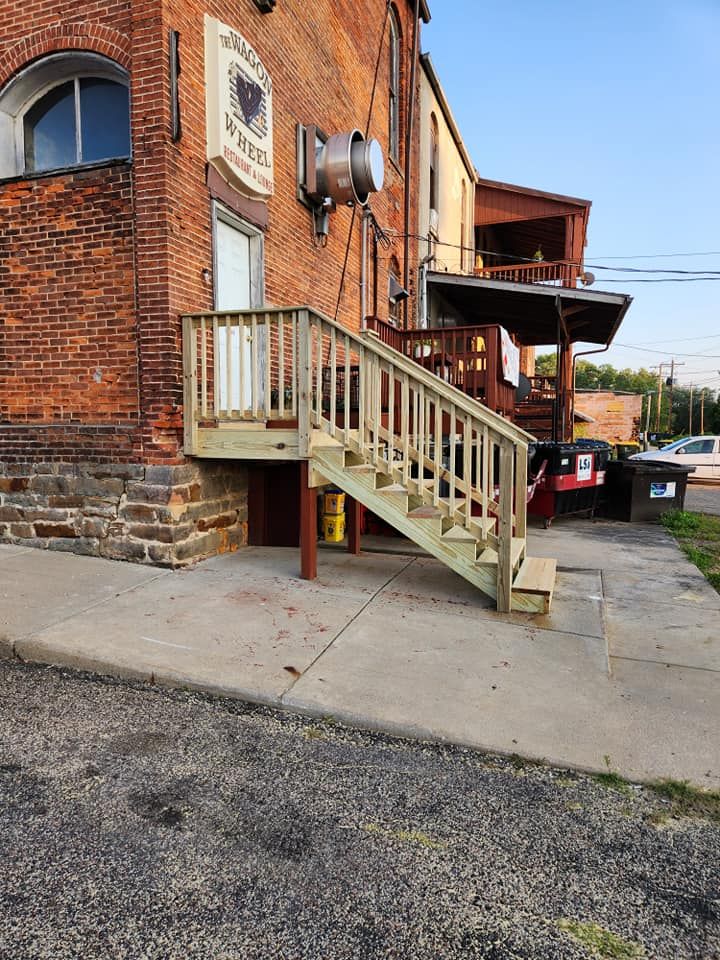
[0,53,130,179]
[388,8,401,162]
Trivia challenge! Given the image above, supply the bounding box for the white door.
[215,217,252,413]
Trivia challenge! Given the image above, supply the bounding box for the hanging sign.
[205,16,274,197]
[499,327,520,387]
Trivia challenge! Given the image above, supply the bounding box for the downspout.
[417,248,435,329]
[571,342,613,438]
[402,0,421,330]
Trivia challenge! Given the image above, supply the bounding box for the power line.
[625,333,720,345]
[614,342,720,357]
[586,251,720,260]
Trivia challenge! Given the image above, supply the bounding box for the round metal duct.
[316,130,385,206]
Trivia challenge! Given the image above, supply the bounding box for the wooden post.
[297,309,311,457]
[299,461,317,581]
[347,496,361,555]
[497,439,514,613]
[514,441,528,540]
[182,316,198,455]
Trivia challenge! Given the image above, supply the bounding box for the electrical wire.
[613,342,720,358]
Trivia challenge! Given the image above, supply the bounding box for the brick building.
[0,0,430,564]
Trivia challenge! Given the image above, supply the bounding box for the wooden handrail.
[480,259,579,287]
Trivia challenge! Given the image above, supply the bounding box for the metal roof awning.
[427,272,632,347]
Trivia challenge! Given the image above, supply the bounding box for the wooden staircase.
[182,306,557,614]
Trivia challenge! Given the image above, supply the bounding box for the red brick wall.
[0,165,138,427]
[0,0,422,466]
[574,391,642,443]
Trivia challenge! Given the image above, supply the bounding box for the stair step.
[441,524,476,542]
[476,538,525,570]
[408,505,443,520]
[511,557,557,614]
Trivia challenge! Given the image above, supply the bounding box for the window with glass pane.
[388,11,400,160]
[80,79,130,162]
[23,77,130,174]
[24,81,77,172]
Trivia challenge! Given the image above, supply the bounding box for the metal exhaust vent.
[316,129,384,206]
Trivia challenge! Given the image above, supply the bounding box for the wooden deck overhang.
[426,271,633,347]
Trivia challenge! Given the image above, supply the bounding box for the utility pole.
[700,389,705,434]
[689,383,693,435]
[654,366,664,432]
[667,358,675,434]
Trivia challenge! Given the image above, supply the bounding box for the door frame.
[212,201,265,310]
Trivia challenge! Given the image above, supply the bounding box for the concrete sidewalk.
[1,518,718,787]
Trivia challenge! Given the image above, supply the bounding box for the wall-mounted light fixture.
[252,0,276,11]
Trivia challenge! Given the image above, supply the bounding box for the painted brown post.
[497,438,514,613]
[347,496,361,555]
[182,315,198,455]
[299,460,317,580]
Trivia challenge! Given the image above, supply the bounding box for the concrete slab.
[527,518,681,571]
[285,603,719,785]
[607,597,720,672]
[283,602,614,768]
[601,564,720,608]
[15,548,412,701]
[0,550,167,638]
[196,545,414,602]
[0,544,33,561]
[376,557,605,640]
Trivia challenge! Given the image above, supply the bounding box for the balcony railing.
[366,318,516,416]
[478,260,579,288]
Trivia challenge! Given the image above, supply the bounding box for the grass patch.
[592,756,632,796]
[557,919,645,958]
[646,778,720,824]
[661,510,720,593]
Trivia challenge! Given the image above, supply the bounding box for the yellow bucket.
[322,514,346,542]
[323,490,346,515]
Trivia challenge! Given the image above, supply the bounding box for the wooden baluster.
[344,334,351,446]
[212,316,219,417]
[278,311,285,420]
[314,318,322,427]
[329,325,337,437]
[401,373,410,487]
[412,384,419,463]
[373,354,381,466]
[225,314,233,417]
[497,439,514,613]
[417,383,425,484]
[238,313,246,417]
[475,424,482,528]
[182,316,198,454]
[433,397,442,507]
[387,363,394,470]
[358,343,366,455]
[297,309,311,457]
[449,402,456,519]
[463,415,472,528]
[515,441,528,540]
[200,316,208,419]
[481,425,489,531]
[250,313,258,419]
[263,312,271,419]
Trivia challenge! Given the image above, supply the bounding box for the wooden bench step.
[511,556,557,614]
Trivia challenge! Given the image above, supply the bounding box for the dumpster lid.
[611,459,696,474]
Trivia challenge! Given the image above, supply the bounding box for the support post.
[497,439,514,613]
[299,461,317,580]
[182,316,198,455]
[347,496,361,555]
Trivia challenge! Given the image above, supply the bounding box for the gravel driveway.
[0,659,718,959]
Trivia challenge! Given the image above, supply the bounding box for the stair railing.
[182,306,534,611]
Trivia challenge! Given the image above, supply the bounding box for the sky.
[422,0,720,392]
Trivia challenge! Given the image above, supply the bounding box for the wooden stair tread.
[477,538,525,568]
[513,557,557,597]
[442,524,477,542]
[408,506,443,519]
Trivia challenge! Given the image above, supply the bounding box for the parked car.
[629,436,720,480]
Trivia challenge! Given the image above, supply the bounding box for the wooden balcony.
[366,318,516,416]
[478,260,579,288]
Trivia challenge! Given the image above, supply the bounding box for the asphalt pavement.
[0,660,718,960]
[685,483,720,516]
